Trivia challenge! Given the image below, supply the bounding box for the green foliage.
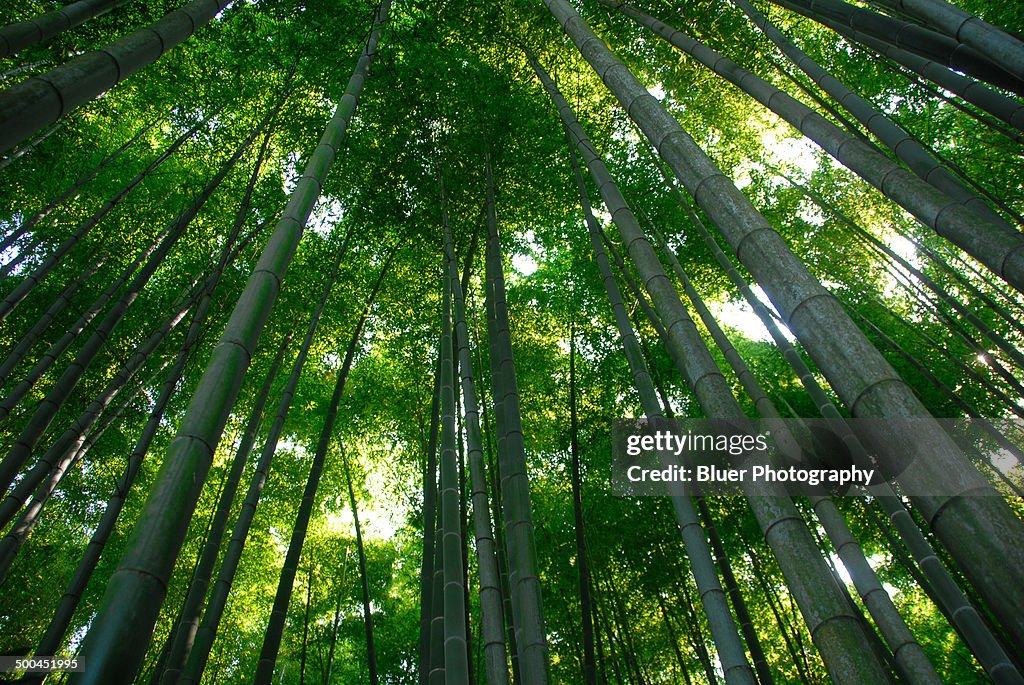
[1,0,1022,681]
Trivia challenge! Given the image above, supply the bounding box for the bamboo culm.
[827,16,1024,133]
[0,0,234,153]
[443,211,510,685]
[0,117,261,502]
[152,72,296,685]
[0,279,204,553]
[881,0,1024,78]
[606,0,1024,294]
[543,0,1024,650]
[534,48,894,684]
[254,254,391,685]
[27,292,279,667]
[418,350,442,685]
[437,257,471,685]
[0,115,160,257]
[341,443,380,685]
[484,150,551,685]
[67,5,390,680]
[0,0,131,58]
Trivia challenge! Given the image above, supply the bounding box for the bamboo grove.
[0,0,1022,681]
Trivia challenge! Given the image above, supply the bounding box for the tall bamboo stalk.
[69,5,390,681]
[604,0,1024,293]
[444,211,510,685]
[0,0,234,153]
[0,0,131,58]
[534,49,894,684]
[542,0,1024,650]
[340,443,379,685]
[875,0,1024,79]
[568,325,598,685]
[419,349,442,685]
[0,278,203,539]
[650,219,944,685]
[436,252,471,685]
[254,253,390,684]
[484,150,551,684]
[768,0,1023,94]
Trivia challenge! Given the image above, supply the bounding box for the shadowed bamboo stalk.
[729,0,1011,229]
[858,305,1024,468]
[873,0,1024,79]
[0,0,131,58]
[694,501,773,685]
[155,78,294,684]
[0,120,65,170]
[598,231,692,386]
[534,47,896,684]
[157,290,302,684]
[173,339,296,682]
[767,0,1023,94]
[0,353,166,578]
[0,259,102,387]
[254,252,391,685]
[0,224,170,417]
[419,350,442,685]
[428,499,446,685]
[667,557,724,679]
[568,325,598,685]
[28,321,282,674]
[0,0,235,153]
[0,203,272,518]
[654,589,694,684]
[323,549,349,685]
[480,254,523,685]
[437,254,471,685]
[0,212,271,422]
[179,270,341,685]
[340,442,379,685]
[443,208,510,685]
[69,4,390,681]
[820,16,1024,132]
[542,0,1024,651]
[484,150,551,685]
[603,0,1024,294]
[0,60,48,81]
[766,164,1024,340]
